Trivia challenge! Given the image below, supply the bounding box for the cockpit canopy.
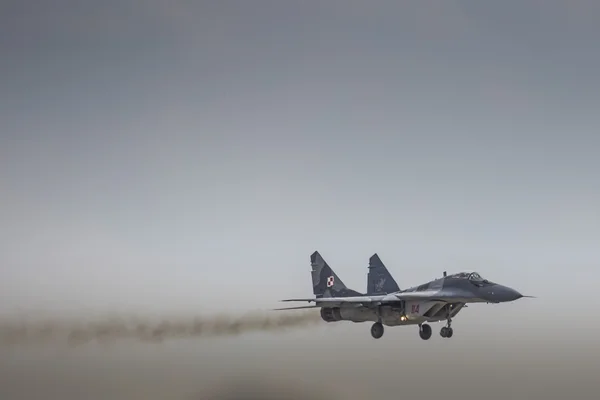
[468,272,484,282]
[447,271,489,285]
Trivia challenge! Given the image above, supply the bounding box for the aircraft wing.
[280,290,475,306]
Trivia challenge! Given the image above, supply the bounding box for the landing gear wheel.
[419,324,432,340]
[440,327,454,338]
[440,304,454,338]
[371,322,384,339]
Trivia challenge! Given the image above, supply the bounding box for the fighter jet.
[277,251,531,340]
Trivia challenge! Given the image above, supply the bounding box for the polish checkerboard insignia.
[326,276,335,287]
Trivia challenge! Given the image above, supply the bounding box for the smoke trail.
[0,310,322,347]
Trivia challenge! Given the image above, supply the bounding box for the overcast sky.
[1,1,599,317]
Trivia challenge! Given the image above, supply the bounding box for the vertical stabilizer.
[310,251,362,298]
[367,253,400,295]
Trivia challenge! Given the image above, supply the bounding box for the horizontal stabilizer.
[273,305,320,311]
[280,298,318,303]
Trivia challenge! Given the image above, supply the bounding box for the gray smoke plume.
[0,310,322,347]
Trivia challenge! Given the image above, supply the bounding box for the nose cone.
[483,285,523,303]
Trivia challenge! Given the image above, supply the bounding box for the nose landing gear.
[440,305,454,338]
[440,326,453,338]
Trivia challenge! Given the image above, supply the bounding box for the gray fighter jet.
[277,251,532,340]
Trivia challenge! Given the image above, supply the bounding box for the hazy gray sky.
[1,1,599,316]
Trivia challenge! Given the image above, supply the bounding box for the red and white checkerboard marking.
[326,276,335,287]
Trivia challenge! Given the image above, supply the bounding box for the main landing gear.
[371,306,385,339]
[418,323,432,340]
[371,322,384,339]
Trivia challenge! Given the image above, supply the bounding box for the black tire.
[446,327,453,338]
[419,324,432,340]
[371,322,384,339]
[440,327,448,338]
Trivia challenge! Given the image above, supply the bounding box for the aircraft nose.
[486,285,523,302]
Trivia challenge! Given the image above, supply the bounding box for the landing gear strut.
[440,305,454,338]
[418,323,432,340]
[371,322,384,339]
